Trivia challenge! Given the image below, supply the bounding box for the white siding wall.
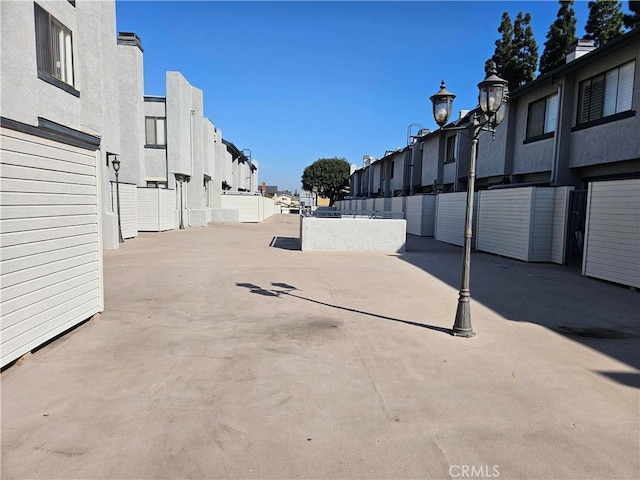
[529,188,555,262]
[476,188,532,261]
[550,186,572,265]
[435,192,477,247]
[583,179,640,288]
[0,128,103,368]
[365,199,375,211]
[406,195,436,236]
[391,197,403,214]
[137,188,175,232]
[220,195,275,222]
[111,183,137,239]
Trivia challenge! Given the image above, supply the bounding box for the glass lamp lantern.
[430,80,456,127]
[477,65,508,122]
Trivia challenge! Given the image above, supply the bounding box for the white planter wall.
[0,128,103,368]
[583,179,640,287]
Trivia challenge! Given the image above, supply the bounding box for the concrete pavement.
[2,214,639,479]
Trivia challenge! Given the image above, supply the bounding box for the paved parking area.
[2,214,639,479]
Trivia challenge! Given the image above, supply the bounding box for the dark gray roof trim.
[510,27,640,100]
[117,32,144,52]
[1,116,101,151]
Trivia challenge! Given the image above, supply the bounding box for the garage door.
[1,127,103,368]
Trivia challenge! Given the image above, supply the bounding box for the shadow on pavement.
[269,236,300,250]
[399,235,640,379]
[235,282,452,335]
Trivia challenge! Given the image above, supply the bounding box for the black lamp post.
[430,64,508,337]
[108,154,124,244]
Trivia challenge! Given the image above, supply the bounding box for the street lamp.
[175,173,190,229]
[108,154,124,244]
[430,64,508,337]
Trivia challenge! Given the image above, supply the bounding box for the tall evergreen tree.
[486,11,538,91]
[623,0,640,29]
[512,12,539,87]
[486,12,515,80]
[540,1,578,74]
[585,0,625,47]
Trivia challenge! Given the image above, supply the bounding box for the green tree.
[585,0,625,47]
[486,12,516,83]
[512,12,538,87]
[486,11,538,91]
[623,0,640,29]
[540,1,578,74]
[301,157,350,206]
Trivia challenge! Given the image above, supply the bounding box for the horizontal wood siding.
[391,197,403,214]
[374,198,385,211]
[435,192,476,247]
[530,188,555,262]
[137,188,160,231]
[583,180,640,287]
[476,188,532,261]
[111,183,137,239]
[550,187,572,265]
[365,199,375,211]
[405,196,423,236]
[220,195,262,222]
[0,128,102,368]
[404,195,435,236]
[421,195,436,236]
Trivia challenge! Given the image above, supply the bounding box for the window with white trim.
[34,3,74,86]
[526,93,558,140]
[577,61,635,126]
[145,117,166,146]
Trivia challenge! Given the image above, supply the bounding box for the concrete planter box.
[300,216,406,252]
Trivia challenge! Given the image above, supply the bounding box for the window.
[146,180,167,188]
[445,135,456,163]
[526,93,558,140]
[577,61,634,126]
[145,117,166,146]
[35,3,74,87]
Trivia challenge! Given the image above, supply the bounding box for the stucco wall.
[300,217,406,252]
[568,43,640,169]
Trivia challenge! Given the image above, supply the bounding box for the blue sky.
[115,0,618,193]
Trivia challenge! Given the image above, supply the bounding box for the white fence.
[137,188,175,232]
[220,194,276,222]
[111,182,137,239]
[583,179,639,287]
[1,128,103,368]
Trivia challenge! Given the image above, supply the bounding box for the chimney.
[566,39,595,63]
[261,182,266,194]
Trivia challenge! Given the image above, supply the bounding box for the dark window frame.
[34,3,75,90]
[445,135,456,164]
[576,60,635,127]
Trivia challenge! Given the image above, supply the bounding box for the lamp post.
[430,64,508,337]
[108,154,124,244]
[175,173,189,229]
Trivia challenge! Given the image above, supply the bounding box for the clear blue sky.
[115,0,625,193]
